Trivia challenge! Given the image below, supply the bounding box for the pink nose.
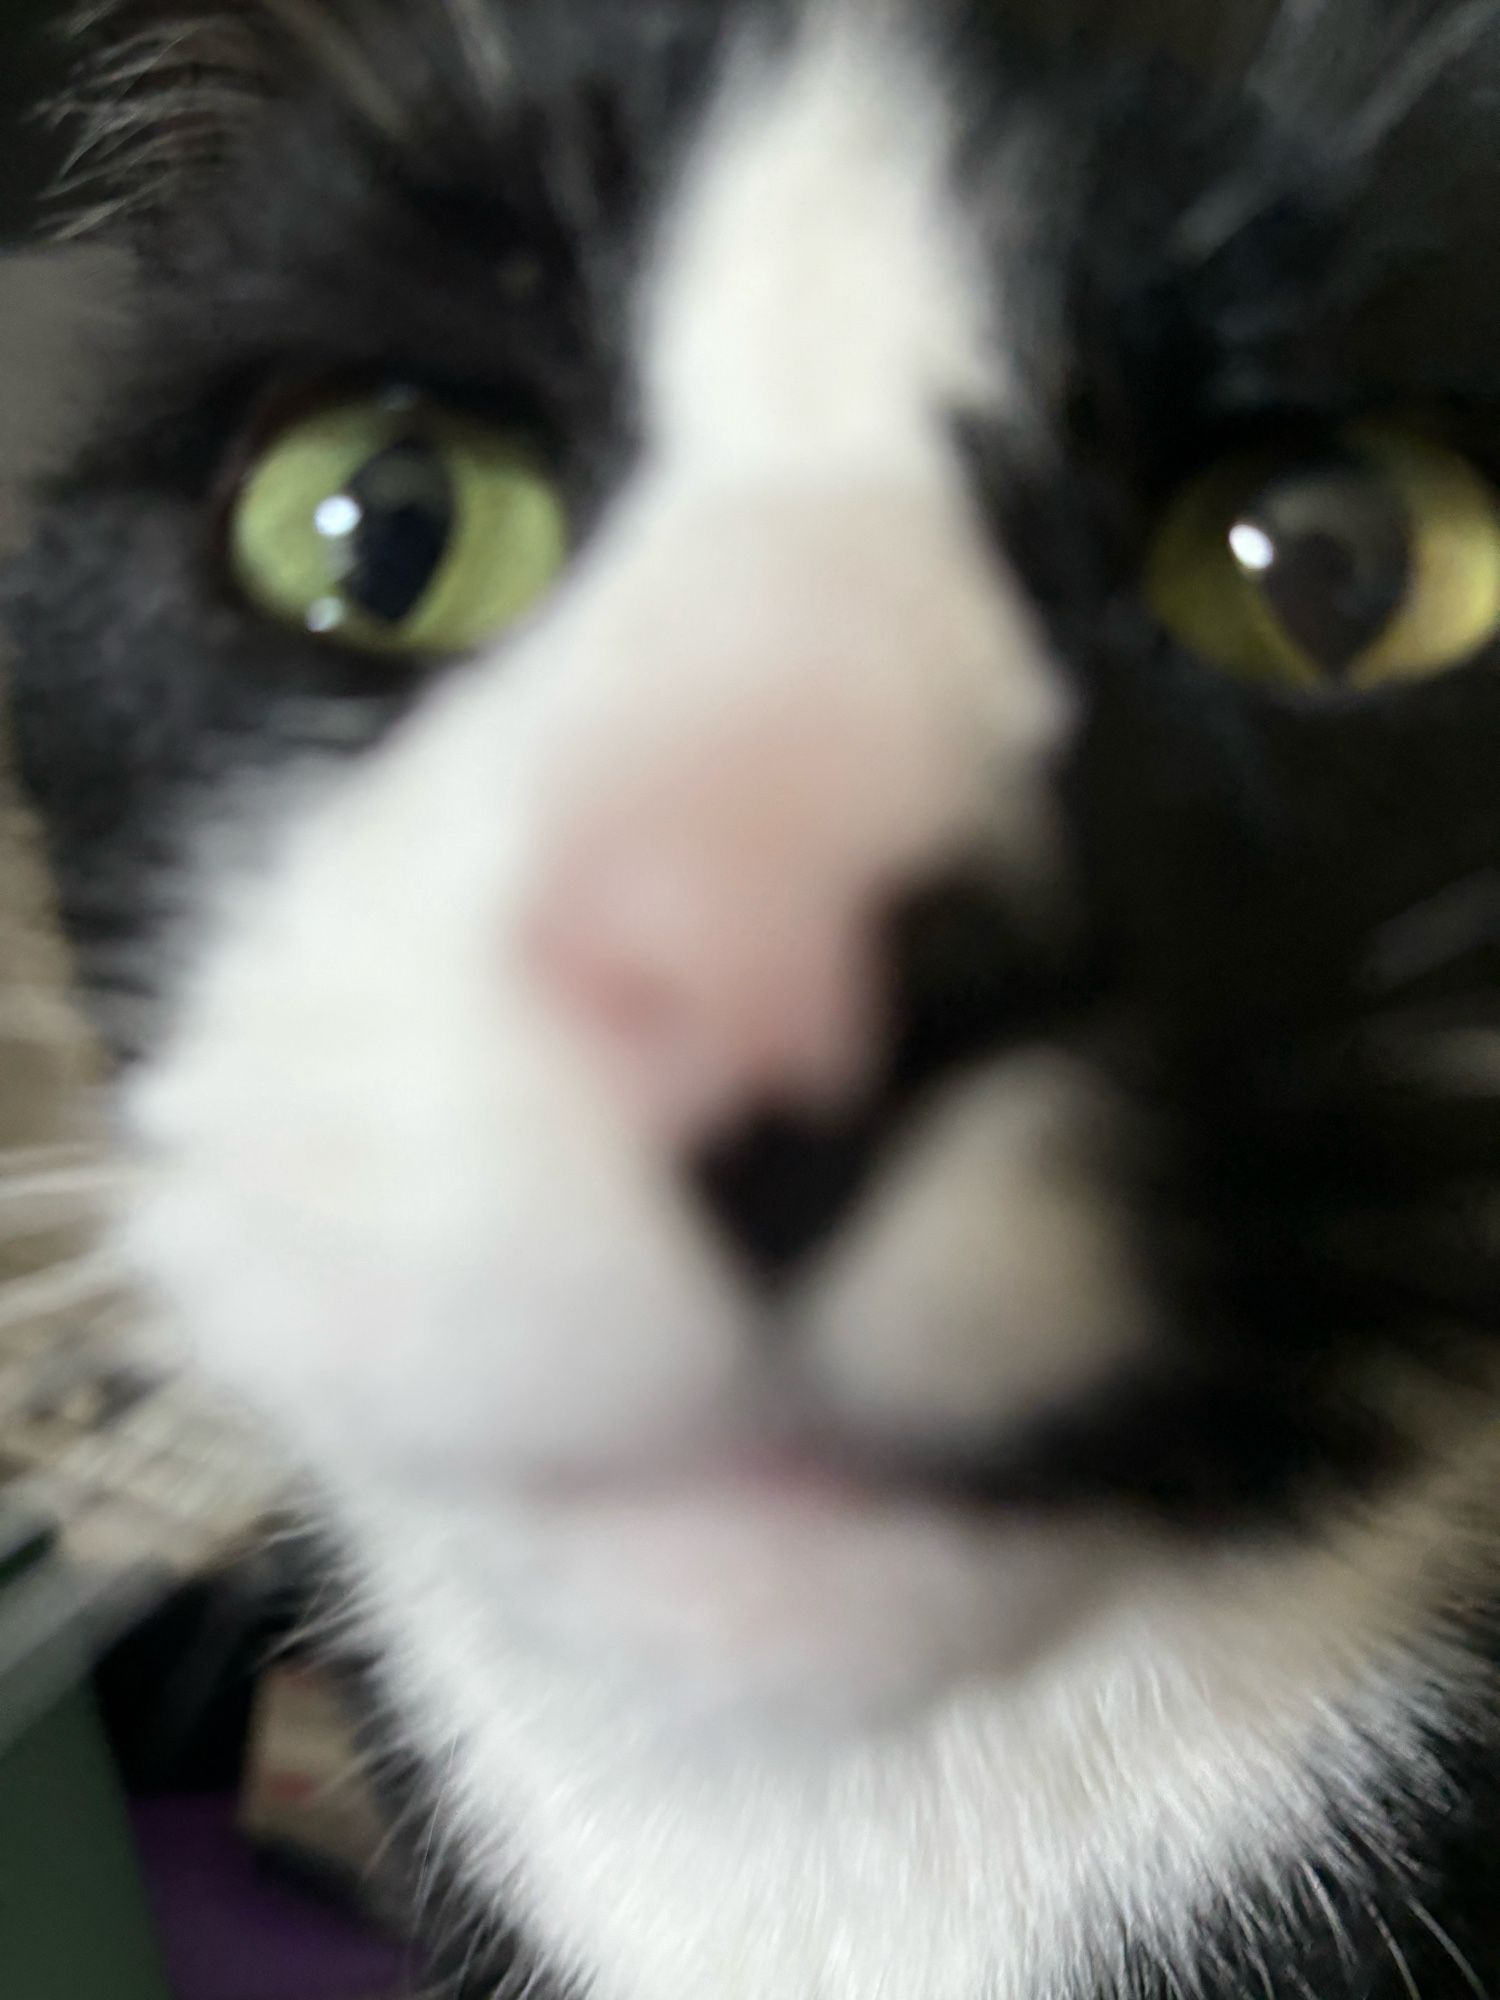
[522,694,965,1147]
[527,831,887,1148]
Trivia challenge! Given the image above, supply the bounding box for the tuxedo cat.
[5,0,1500,1993]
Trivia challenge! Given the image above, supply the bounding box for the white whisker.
[1367,1027,1500,1098]
[1368,871,1500,994]
[56,3,276,232]
[1184,1,1500,264]
[0,1141,114,1174]
[441,0,510,101]
[257,0,411,139]
[0,1249,128,1337]
[0,1166,127,1232]
[1341,0,1497,160]
[67,23,204,104]
[1365,1900,1422,2000]
[55,85,250,184]
[0,1163,125,1195]
[1405,1895,1488,1999]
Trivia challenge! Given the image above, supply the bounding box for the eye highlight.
[229,393,568,655]
[1147,423,1500,689]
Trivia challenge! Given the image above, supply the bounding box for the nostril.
[695,1109,887,1283]
[696,870,1102,1281]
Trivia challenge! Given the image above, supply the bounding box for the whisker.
[0,1249,129,1338]
[1231,1917,1280,2000]
[0,1165,128,1232]
[59,23,204,110]
[54,0,418,237]
[0,1140,116,1175]
[52,124,226,213]
[439,0,509,102]
[1365,871,1500,996]
[1364,1900,1421,2000]
[1369,1028,1500,1098]
[1340,0,1499,161]
[53,84,250,184]
[1299,1863,1361,1982]
[0,1162,126,1196]
[1183,2,1500,266]
[1404,1895,1489,1999]
[255,0,413,139]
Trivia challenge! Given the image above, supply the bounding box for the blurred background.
[0,10,454,1998]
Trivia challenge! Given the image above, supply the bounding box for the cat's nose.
[521,688,971,1147]
[696,873,1088,1277]
[526,789,1086,1264]
[525,822,892,1147]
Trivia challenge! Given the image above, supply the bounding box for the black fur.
[4,1,1500,1993]
[1132,1631,1500,2000]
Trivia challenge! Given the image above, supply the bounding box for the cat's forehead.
[79,0,1500,445]
[640,7,1008,477]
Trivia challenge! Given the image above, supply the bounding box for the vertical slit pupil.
[1234,452,1412,674]
[334,438,456,626]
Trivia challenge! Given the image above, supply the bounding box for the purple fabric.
[130,1796,411,2000]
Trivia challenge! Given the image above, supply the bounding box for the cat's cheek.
[799,1053,1148,1444]
[118,1004,755,1486]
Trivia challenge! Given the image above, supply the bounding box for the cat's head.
[6,0,1500,1727]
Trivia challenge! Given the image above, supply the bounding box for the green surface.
[0,1684,171,2000]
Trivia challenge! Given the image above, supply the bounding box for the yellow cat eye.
[1147,423,1500,689]
[229,393,568,655]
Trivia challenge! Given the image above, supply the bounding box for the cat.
[5,0,1500,1994]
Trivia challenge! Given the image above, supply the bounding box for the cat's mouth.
[531,1436,972,1513]
[519,1404,1091,1523]
[502,1416,1132,1720]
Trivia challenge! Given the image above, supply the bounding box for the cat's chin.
[480,1457,1128,1732]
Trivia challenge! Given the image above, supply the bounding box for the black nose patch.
[694,869,1096,1281]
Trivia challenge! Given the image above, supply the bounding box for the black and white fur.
[6,1,1500,1994]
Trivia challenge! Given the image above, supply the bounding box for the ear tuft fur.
[50,0,431,241]
[52,3,275,240]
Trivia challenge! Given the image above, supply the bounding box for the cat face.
[6,0,1500,1724]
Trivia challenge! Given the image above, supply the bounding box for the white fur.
[356,1464,1482,2000]
[116,10,1493,2000]
[801,1053,1147,1445]
[643,0,999,479]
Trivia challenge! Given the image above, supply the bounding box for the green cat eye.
[230,394,567,655]
[1147,423,1500,689]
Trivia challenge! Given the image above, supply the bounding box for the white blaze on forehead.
[642,3,1001,477]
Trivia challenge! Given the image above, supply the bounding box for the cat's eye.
[229,394,568,655]
[1147,423,1500,688]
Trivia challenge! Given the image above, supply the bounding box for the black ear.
[52,0,422,241]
